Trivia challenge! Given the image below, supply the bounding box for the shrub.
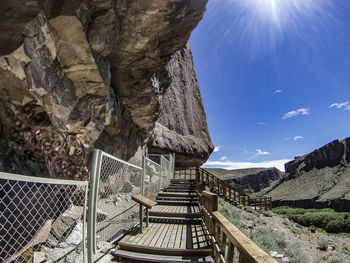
[251,227,279,252]
[328,258,343,263]
[272,206,350,233]
[285,242,309,263]
[317,239,329,251]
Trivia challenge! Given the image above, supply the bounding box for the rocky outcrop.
[0,0,211,179]
[269,137,350,211]
[205,167,286,194]
[148,45,214,167]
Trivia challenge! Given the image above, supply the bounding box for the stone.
[96,209,108,222]
[33,251,46,263]
[282,257,291,263]
[148,45,214,167]
[270,251,278,257]
[51,205,83,242]
[65,222,83,246]
[121,182,133,193]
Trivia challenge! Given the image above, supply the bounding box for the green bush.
[317,239,329,251]
[285,242,309,263]
[272,206,350,233]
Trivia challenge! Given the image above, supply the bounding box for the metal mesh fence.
[144,154,175,199]
[143,157,161,201]
[88,150,142,260]
[160,156,171,190]
[0,172,88,263]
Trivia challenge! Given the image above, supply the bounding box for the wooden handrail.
[200,191,277,263]
[174,167,272,211]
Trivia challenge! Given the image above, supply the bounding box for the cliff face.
[205,167,286,194]
[269,137,350,211]
[0,0,212,179]
[147,45,214,167]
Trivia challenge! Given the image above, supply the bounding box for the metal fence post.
[88,149,102,262]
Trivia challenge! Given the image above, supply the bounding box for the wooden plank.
[149,222,168,247]
[118,242,212,256]
[132,193,157,208]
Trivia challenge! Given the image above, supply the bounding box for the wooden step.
[163,188,196,193]
[118,242,212,257]
[170,179,196,183]
[167,184,196,190]
[112,249,212,263]
[149,205,201,218]
[149,217,203,224]
[156,200,198,206]
[157,192,198,198]
[156,196,199,201]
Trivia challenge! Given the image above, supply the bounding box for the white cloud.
[250,148,271,159]
[294,136,303,141]
[329,101,349,109]
[258,122,267,126]
[213,146,221,152]
[220,156,227,161]
[203,159,291,172]
[273,89,282,94]
[282,108,310,120]
[256,149,271,155]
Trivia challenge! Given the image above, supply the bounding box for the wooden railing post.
[202,191,218,213]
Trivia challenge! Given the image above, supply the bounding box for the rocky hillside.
[269,137,350,211]
[0,0,213,179]
[205,167,286,194]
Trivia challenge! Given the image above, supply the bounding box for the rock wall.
[147,45,214,167]
[269,137,350,211]
[205,167,286,194]
[0,0,212,179]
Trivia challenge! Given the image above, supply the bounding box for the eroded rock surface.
[0,0,212,179]
[148,45,214,167]
[205,167,286,194]
[269,137,350,211]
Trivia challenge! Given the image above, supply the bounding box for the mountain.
[268,137,350,212]
[205,167,286,194]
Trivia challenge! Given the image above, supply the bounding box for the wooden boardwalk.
[113,179,212,263]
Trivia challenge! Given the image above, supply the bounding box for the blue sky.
[189,0,350,171]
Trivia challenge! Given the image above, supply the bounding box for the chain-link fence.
[0,150,174,263]
[145,154,175,200]
[88,150,142,261]
[143,157,161,201]
[0,172,88,263]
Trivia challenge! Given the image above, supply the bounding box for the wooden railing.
[199,191,277,263]
[173,167,197,180]
[175,167,272,211]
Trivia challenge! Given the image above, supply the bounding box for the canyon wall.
[0,0,213,179]
[269,137,350,211]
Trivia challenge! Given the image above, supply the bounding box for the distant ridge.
[205,167,286,194]
[268,137,350,212]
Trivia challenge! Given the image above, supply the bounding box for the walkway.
[112,179,213,262]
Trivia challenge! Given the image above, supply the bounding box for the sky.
[189,0,350,171]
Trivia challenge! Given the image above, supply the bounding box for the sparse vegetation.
[285,242,309,263]
[317,239,329,251]
[272,206,350,233]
